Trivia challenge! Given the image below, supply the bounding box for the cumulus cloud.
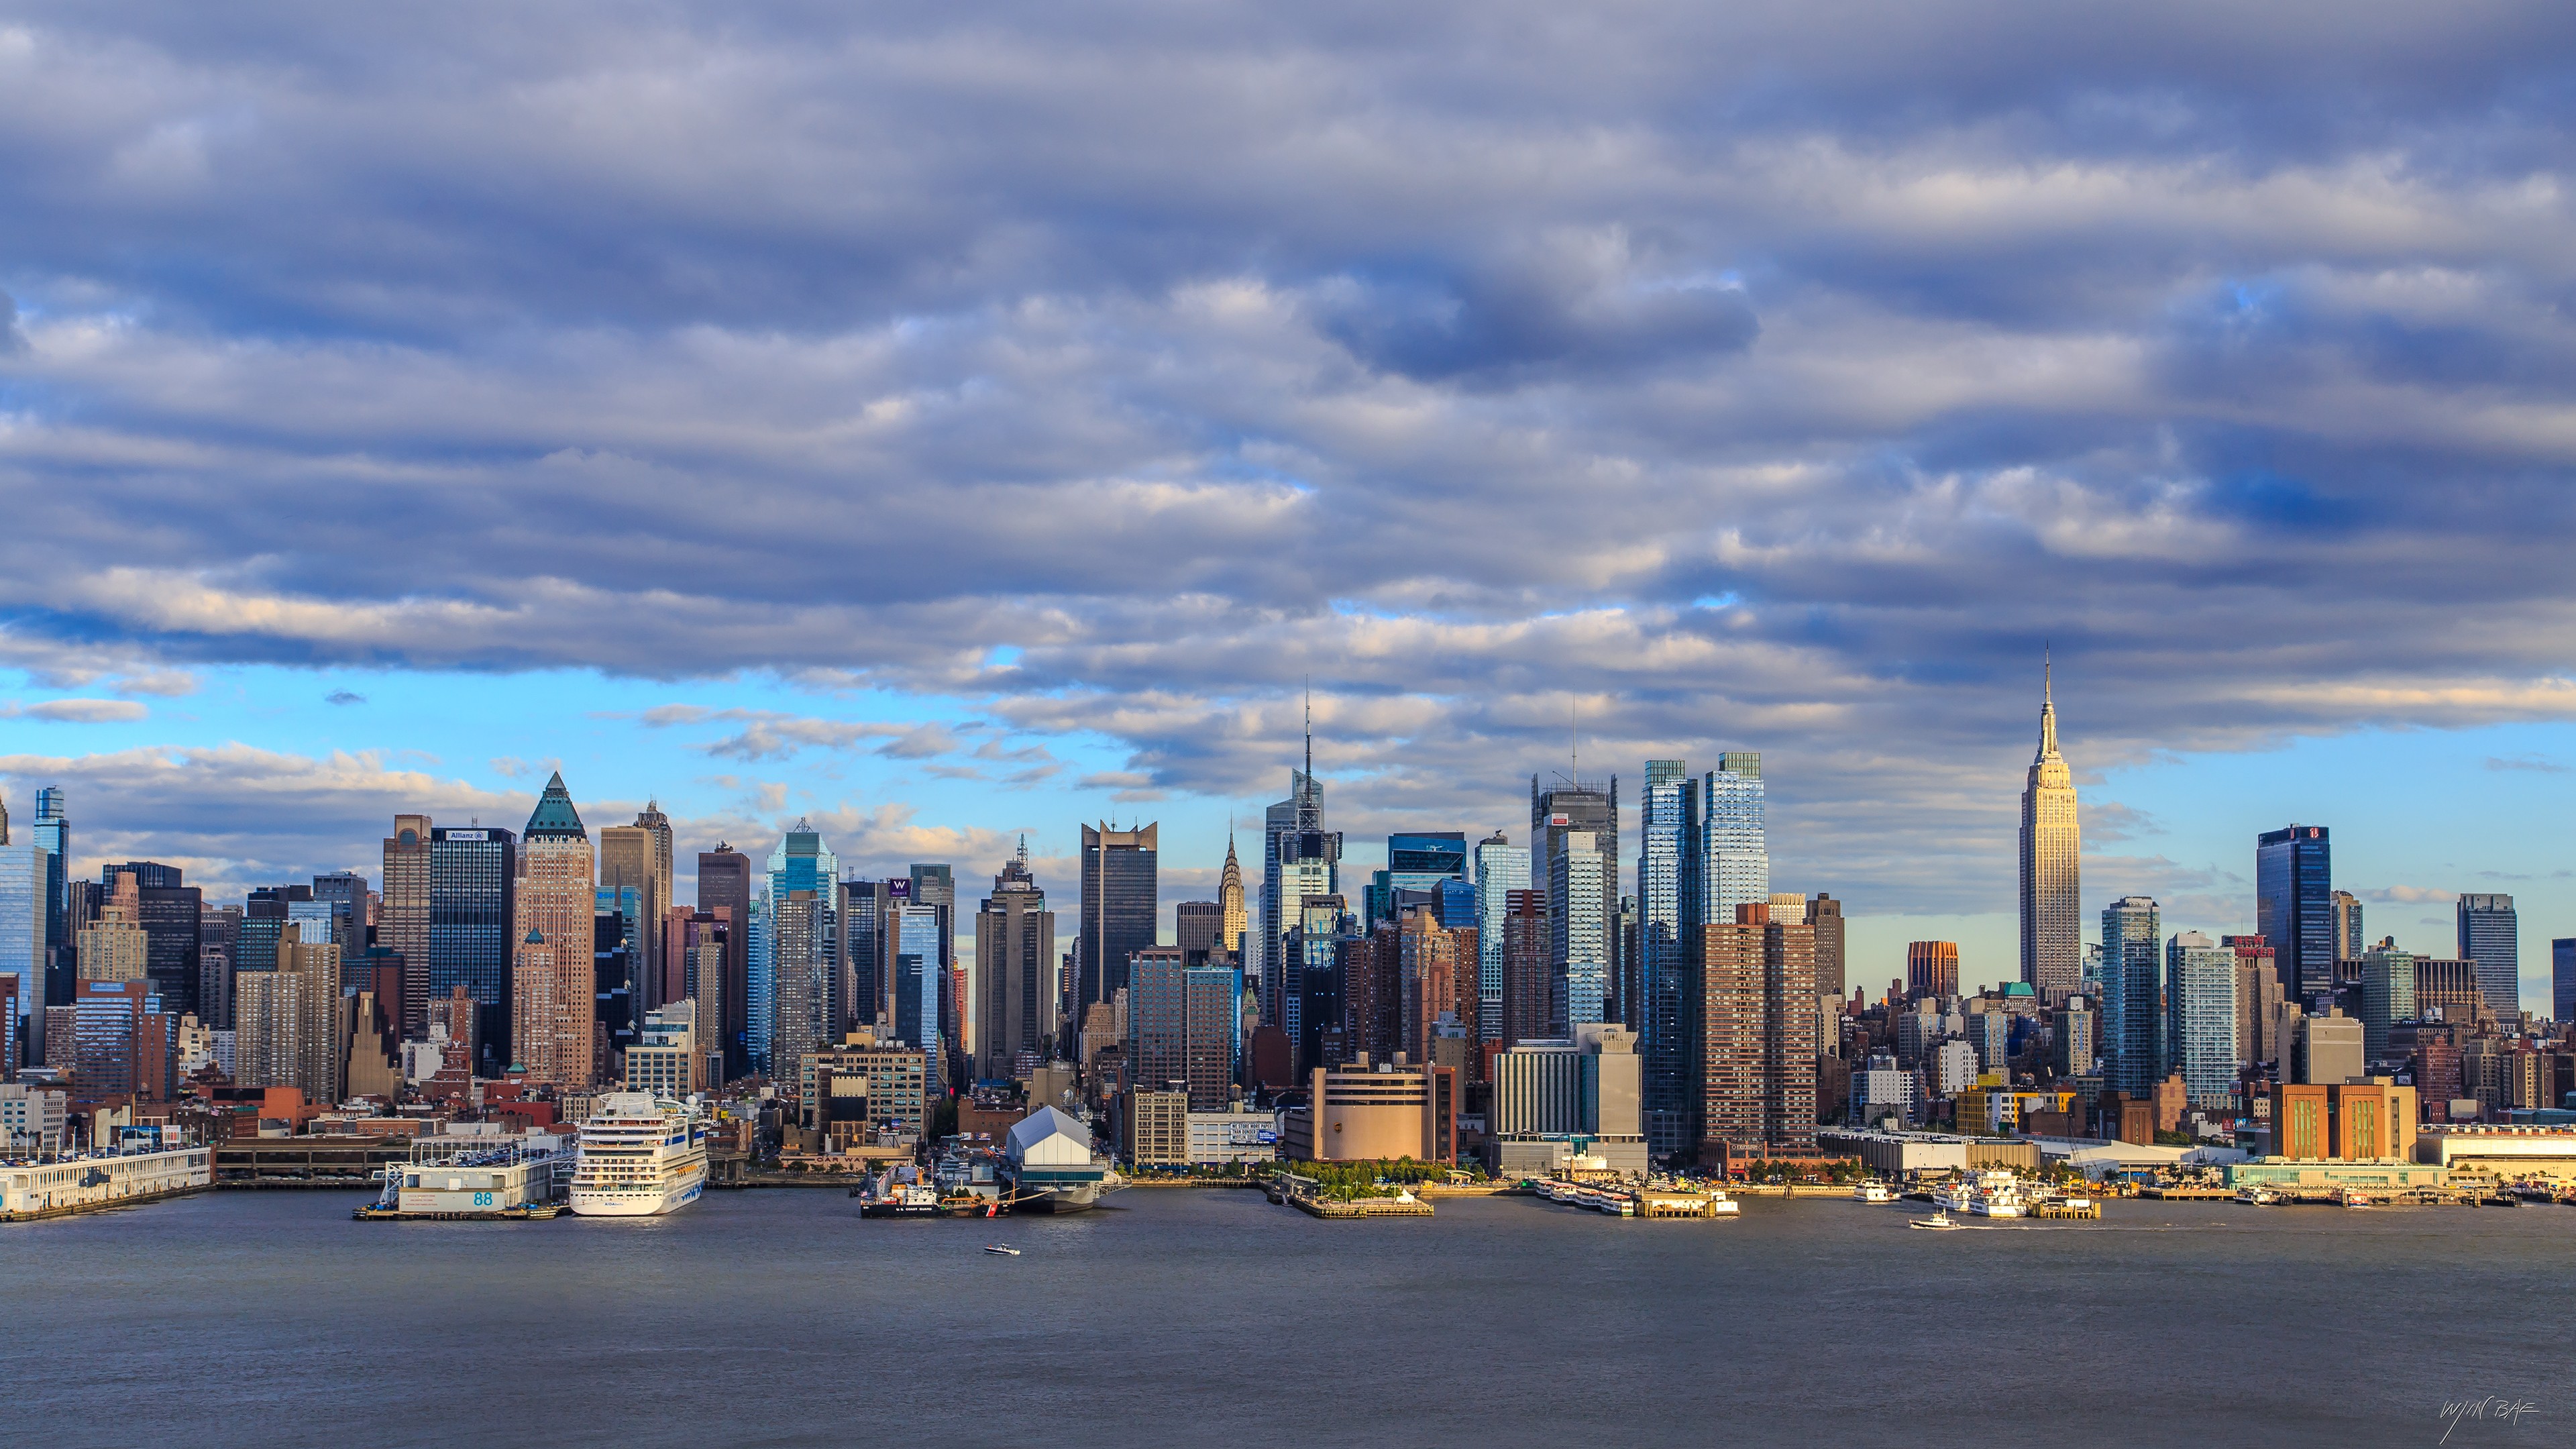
[3,3,2576,908]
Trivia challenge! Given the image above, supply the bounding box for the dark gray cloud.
[3,3,2575,912]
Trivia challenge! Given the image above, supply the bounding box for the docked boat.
[567,1091,708,1217]
[2339,1190,2375,1208]
[1851,1181,1897,1204]
[362,1127,570,1219]
[1704,1189,1740,1217]
[2233,1186,2279,1206]
[1910,1211,1963,1230]
[1969,1184,2027,1218]
[998,1106,1122,1213]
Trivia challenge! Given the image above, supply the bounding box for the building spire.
[2038,648,2059,761]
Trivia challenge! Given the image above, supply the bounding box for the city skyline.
[2,692,2567,1016]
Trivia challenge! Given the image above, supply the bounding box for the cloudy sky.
[4,3,2575,1006]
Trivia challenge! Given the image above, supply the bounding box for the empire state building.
[2019,663,2082,1000]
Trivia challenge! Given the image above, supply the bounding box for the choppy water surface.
[8,1186,2570,1448]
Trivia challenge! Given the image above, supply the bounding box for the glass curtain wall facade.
[1638,762,1697,1161]
[2255,825,2334,998]
[1079,824,1157,1012]
[2456,894,2519,1021]
[1701,755,1768,924]
[2101,896,2163,1095]
[1472,833,1526,1046]
[429,826,513,1073]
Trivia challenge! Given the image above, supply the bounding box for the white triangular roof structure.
[1006,1104,1093,1165]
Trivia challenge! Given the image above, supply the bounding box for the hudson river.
[9,1187,2569,1447]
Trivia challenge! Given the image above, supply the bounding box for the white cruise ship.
[568,1092,707,1217]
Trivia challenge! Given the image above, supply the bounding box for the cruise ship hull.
[569,1175,705,1217]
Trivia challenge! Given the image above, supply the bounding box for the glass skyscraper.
[1701,754,1768,924]
[1366,830,1467,928]
[430,825,515,1071]
[1079,823,1157,1010]
[0,800,43,1069]
[2101,896,2163,1095]
[2255,825,2333,999]
[1638,760,1697,1159]
[2456,893,2518,1020]
[892,901,944,1077]
[1472,832,1526,1046]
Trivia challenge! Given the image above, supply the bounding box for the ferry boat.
[568,1092,708,1217]
[362,1127,570,1219]
[1851,1181,1897,1204]
[1,1137,212,1222]
[1910,1210,1963,1231]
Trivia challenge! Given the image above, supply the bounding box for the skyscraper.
[382,814,432,1038]
[1699,754,1764,924]
[841,878,892,1035]
[2256,825,2334,999]
[2456,893,2518,1022]
[1550,830,1610,1031]
[511,772,594,1087]
[1366,830,1468,928]
[1808,893,1846,1002]
[1218,835,1248,958]
[761,822,840,1079]
[1637,762,1697,1161]
[29,789,67,974]
[1532,771,1621,967]
[697,843,752,1078]
[2101,896,2163,1095]
[1472,832,1526,1046]
[908,863,957,1077]
[1127,949,1241,1110]
[1906,941,1959,998]
[1174,900,1224,963]
[975,841,1055,1078]
[2165,932,2237,1108]
[1498,889,1550,1048]
[599,820,663,987]
[430,824,514,1072]
[2018,664,2082,1000]
[2330,890,2365,961]
[1263,722,1340,1036]
[1071,826,1151,1016]
[1,792,50,1067]
[1697,902,1817,1159]
[892,900,945,1083]
[2555,938,2576,1025]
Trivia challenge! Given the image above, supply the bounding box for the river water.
[7,1186,2569,1447]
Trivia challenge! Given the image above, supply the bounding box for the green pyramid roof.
[523,771,587,840]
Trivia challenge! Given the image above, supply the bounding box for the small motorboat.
[1910,1212,1963,1231]
[983,1243,1022,1256]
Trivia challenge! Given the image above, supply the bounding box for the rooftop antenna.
[1303,676,1314,787]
